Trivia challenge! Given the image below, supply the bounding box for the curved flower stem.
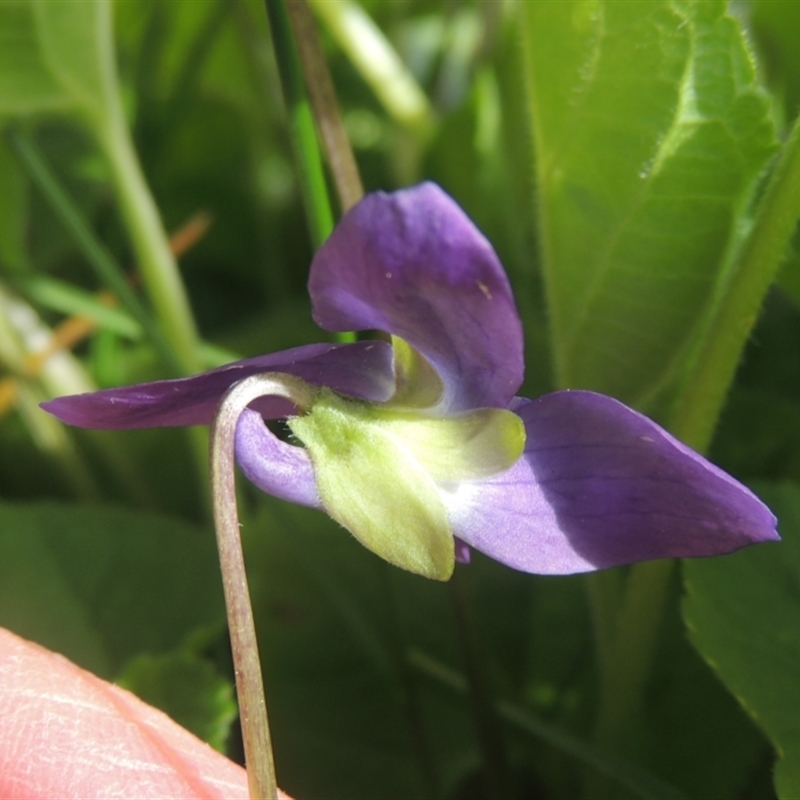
[210,372,315,800]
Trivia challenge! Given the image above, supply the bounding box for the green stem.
[95,107,202,376]
[671,110,800,453]
[284,0,363,212]
[5,129,182,375]
[96,105,211,499]
[265,0,334,250]
[448,565,513,800]
[593,562,673,743]
[266,0,357,343]
[584,561,673,799]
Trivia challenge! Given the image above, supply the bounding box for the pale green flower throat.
[289,338,526,580]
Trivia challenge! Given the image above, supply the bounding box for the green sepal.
[290,389,455,580]
[389,336,444,409]
[289,388,527,581]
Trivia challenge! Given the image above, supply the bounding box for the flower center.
[289,387,525,580]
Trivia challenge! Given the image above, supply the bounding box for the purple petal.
[308,183,524,412]
[454,538,471,564]
[41,341,394,429]
[446,391,779,574]
[235,409,321,508]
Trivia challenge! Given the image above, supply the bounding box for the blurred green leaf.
[31,0,116,124]
[114,0,307,324]
[522,0,777,404]
[15,274,142,339]
[0,139,30,271]
[0,0,122,125]
[0,1,71,115]
[0,502,224,679]
[683,482,800,799]
[643,570,773,800]
[118,643,237,753]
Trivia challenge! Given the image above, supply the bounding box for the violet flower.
[43,183,778,580]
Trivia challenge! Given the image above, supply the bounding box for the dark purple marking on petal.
[447,391,779,574]
[41,341,395,430]
[235,409,322,508]
[309,183,524,412]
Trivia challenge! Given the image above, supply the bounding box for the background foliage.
[1,1,800,799]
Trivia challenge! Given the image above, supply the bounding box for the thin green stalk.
[96,77,210,501]
[584,560,674,799]
[5,129,181,375]
[672,110,800,453]
[27,0,200,373]
[585,568,624,681]
[285,0,363,212]
[265,0,334,250]
[595,561,673,743]
[82,0,201,376]
[448,565,513,800]
[266,0,357,343]
[96,109,202,375]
